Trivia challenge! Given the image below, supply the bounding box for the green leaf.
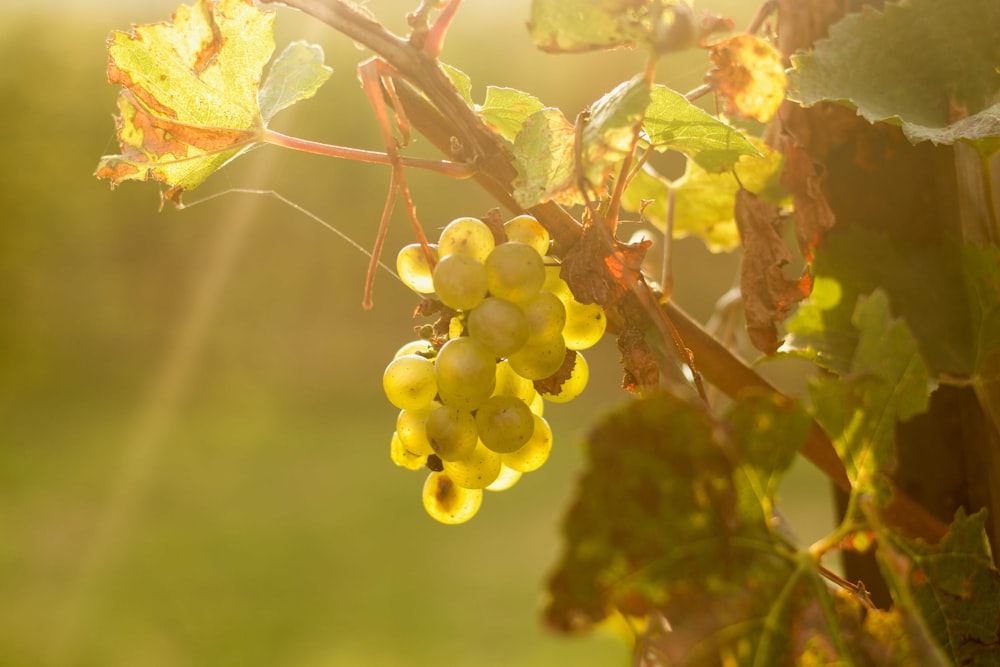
[879,509,1000,664]
[477,86,544,144]
[258,40,332,124]
[621,138,785,252]
[96,0,277,194]
[511,108,582,209]
[643,84,761,172]
[789,0,1000,153]
[528,0,649,53]
[784,227,1000,379]
[809,289,932,508]
[440,62,473,106]
[580,75,650,190]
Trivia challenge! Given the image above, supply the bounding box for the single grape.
[383,354,438,410]
[422,471,483,524]
[396,243,438,294]
[432,253,488,311]
[438,217,495,262]
[390,431,427,471]
[542,264,572,300]
[502,415,552,472]
[522,290,567,344]
[562,299,607,350]
[394,339,434,359]
[492,360,536,404]
[396,403,438,456]
[485,464,522,492]
[540,351,589,403]
[467,297,529,357]
[528,389,545,416]
[434,337,497,411]
[442,441,502,489]
[484,242,545,304]
[503,214,549,256]
[476,395,535,454]
[508,334,567,380]
[425,405,478,461]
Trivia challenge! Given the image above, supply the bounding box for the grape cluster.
[382,214,607,524]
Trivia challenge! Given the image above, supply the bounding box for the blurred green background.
[0,1,831,665]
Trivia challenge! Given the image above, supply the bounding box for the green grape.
[540,351,589,403]
[492,360,535,404]
[475,395,535,454]
[424,405,478,461]
[502,414,552,472]
[390,431,427,471]
[542,264,572,299]
[467,297,529,357]
[383,354,438,410]
[422,471,482,524]
[394,339,433,359]
[396,243,438,294]
[528,389,544,416]
[562,298,607,350]
[484,242,545,304]
[434,337,497,411]
[432,253,488,311]
[485,464,522,492]
[503,214,549,256]
[522,290,567,344]
[396,403,438,456]
[508,334,567,380]
[442,441,502,489]
[438,216,495,262]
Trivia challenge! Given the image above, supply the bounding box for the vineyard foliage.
[96,0,1000,664]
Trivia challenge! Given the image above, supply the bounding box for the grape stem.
[261,129,474,179]
[261,0,949,545]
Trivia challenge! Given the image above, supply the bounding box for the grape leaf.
[734,188,813,355]
[877,509,1000,664]
[477,87,544,144]
[440,62,473,106]
[258,41,332,123]
[621,138,786,252]
[809,289,932,510]
[511,108,582,209]
[784,227,1000,379]
[528,0,650,53]
[789,0,1000,153]
[546,390,826,664]
[707,34,786,122]
[642,84,761,172]
[95,0,331,199]
[580,75,650,191]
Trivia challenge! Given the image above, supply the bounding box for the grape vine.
[96,0,1000,664]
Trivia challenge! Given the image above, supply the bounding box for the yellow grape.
[438,217,495,262]
[396,243,438,294]
[540,351,589,403]
[485,242,545,304]
[396,403,438,456]
[422,471,482,524]
[475,395,535,454]
[442,441,502,489]
[390,431,427,471]
[485,464,522,492]
[435,337,497,411]
[563,299,606,350]
[503,214,550,256]
[492,360,536,404]
[502,415,552,473]
[522,290,567,344]
[425,405,478,462]
[393,339,433,359]
[432,253,488,311]
[508,334,567,380]
[382,354,437,410]
[467,297,529,357]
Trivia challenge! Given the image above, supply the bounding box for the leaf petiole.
[260,128,475,179]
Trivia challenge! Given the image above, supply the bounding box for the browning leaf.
[534,349,578,395]
[735,188,812,354]
[560,212,650,307]
[707,34,786,122]
[617,319,659,393]
[780,134,836,263]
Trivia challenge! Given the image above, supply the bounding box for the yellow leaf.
[95,0,275,197]
[707,34,786,122]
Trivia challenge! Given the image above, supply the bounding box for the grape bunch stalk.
[382,214,607,524]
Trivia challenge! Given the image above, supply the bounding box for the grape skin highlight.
[422,471,482,524]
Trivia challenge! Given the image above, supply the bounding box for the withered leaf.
[560,212,651,307]
[534,349,578,395]
[780,134,835,262]
[735,188,812,354]
[707,34,786,122]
